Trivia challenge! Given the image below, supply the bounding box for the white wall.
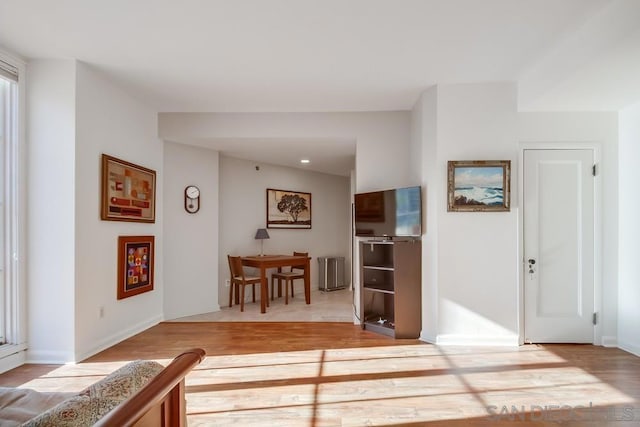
[412,82,620,346]
[412,86,439,342]
[24,71,628,361]
[618,102,640,356]
[26,59,77,362]
[74,62,164,361]
[25,96,410,360]
[518,111,619,345]
[160,141,349,318]
[159,111,414,319]
[218,156,351,305]
[158,112,412,193]
[27,60,164,363]
[163,142,219,319]
[435,83,520,345]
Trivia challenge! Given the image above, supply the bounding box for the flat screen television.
[354,186,422,238]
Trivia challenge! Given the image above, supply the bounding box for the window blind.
[0,59,19,82]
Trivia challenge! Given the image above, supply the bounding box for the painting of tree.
[266,189,312,229]
[277,193,308,222]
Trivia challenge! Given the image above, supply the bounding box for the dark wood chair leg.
[285,278,291,304]
[251,284,256,302]
[240,285,245,312]
[265,281,269,307]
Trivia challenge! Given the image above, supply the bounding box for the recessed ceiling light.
[300,159,310,164]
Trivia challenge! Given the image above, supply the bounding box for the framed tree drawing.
[101,154,156,223]
[117,235,155,300]
[447,160,511,212]
[266,188,312,229]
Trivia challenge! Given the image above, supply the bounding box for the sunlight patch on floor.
[185,344,637,426]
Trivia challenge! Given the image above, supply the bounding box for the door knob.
[527,259,536,275]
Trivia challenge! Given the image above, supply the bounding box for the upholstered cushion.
[234,275,261,281]
[272,271,304,278]
[0,387,72,426]
[22,360,163,427]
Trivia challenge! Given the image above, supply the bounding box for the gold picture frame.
[447,160,511,212]
[101,154,156,222]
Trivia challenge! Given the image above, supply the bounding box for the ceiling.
[1,0,639,176]
[182,137,356,177]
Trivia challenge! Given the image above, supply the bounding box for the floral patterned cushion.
[22,360,164,427]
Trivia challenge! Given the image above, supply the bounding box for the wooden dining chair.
[270,251,308,304]
[227,255,263,312]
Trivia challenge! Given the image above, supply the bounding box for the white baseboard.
[76,315,164,362]
[0,348,26,374]
[27,315,164,364]
[165,305,222,321]
[25,349,74,364]
[601,335,617,347]
[419,331,436,344]
[617,340,640,357]
[436,334,519,346]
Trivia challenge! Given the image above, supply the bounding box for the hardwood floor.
[1,322,639,426]
[171,288,354,322]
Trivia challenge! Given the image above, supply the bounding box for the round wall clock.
[184,185,200,214]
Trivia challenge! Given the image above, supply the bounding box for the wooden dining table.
[241,254,311,313]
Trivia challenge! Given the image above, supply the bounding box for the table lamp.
[254,228,270,256]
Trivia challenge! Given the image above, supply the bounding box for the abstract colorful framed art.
[101,154,156,223]
[117,235,155,300]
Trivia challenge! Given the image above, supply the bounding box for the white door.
[523,149,594,343]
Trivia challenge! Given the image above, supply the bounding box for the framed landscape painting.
[101,154,156,223]
[117,235,155,300]
[447,160,511,212]
[266,188,312,229]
